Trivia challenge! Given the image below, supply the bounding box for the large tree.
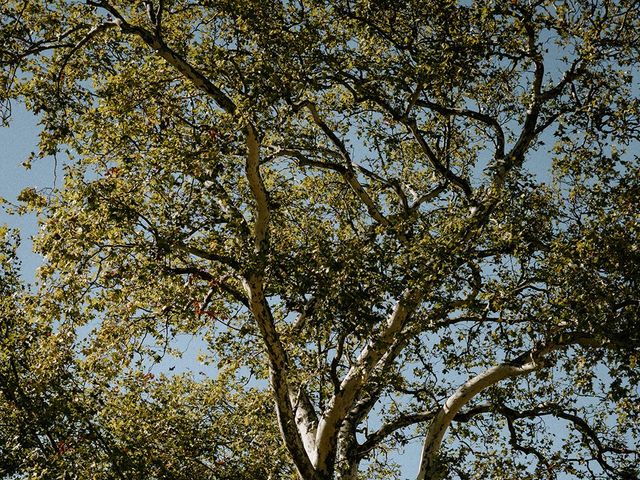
[1,0,639,478]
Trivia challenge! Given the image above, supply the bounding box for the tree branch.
[416,332,605,480]
[485,10,545,197]
[406,119,474,200]
[242,275,318,480]
[301,104,396,232]
[244,124,270,254]
[163,266,248,308]
[454,401,638,476]
[276,147,405,240]
[357,410,436,457]
[175,242,240,269]
[415,99,505,160]
[54,23,112,90]
[314,289,417,475]
[90,1,236,113]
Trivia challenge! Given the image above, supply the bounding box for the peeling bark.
[243,276,318,480]
[241,126,317,479]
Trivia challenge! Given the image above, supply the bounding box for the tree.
[1,0,639,478]
[0,229,292,479]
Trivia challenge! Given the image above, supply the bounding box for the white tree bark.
[416,360,538,480]
[241,127,320,479]
[314,289,417,475]
[416,333,601,480]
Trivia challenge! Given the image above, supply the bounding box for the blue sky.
[0,103,59,281]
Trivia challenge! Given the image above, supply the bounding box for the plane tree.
[1,1,639,478]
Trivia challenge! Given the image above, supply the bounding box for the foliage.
[0,228,290,479]
[1,1,639,479]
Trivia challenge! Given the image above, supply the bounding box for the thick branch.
[417,360,539,479]
[242,276,318,480]
[242,126,322,476]
[485,11,544,197]
[290,385,320,464]
[416,332,602,480]
[314,289,417,475]
[242,124,320,477]
[90,6,312,472]
[244,124,270,254]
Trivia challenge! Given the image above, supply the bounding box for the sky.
[0,102,58,282]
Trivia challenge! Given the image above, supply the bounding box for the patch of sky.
[0,103,63,282]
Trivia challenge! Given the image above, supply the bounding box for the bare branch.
[504,410,550,466]
[415,99,506,160]
[301,103,398,233]
[304,102,351,163]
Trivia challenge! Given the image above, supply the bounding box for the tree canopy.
[1,1,639,479]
